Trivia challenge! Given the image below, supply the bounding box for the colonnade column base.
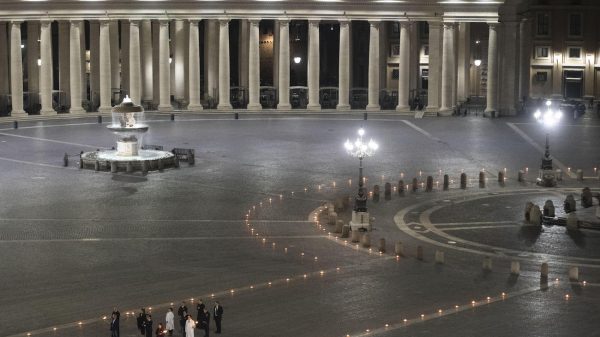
[306,104,321,111]
[336,104,351,111]
[277,104,291,110]
[98,106,112,114]
[247,103,262,111]
[187,103,204,111]
[40,109,58,116]
[438,108,453,116]
[217,103,233,110]
[395,105,410,113]
[157,105,173,112]
[366,104,380,111]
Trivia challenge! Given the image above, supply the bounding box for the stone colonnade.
[0,17,508,116]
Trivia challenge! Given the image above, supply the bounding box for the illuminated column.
[551,51,562,98]
[188,19,203,110]
[277,19,291,110]
[10,21,26,116]
[98,20,112,113]
[307,19,320,110]
[141,20,153,103]
[500,21,519,116]
[396,21,410,111]
[26,22,40,107]
[217,18,232,110]
[337,19,350,110]
[239,19,249,91]
[174,19,185,102]
[518,18,531,102]
[426,21,442,112]
[204,19,219,100]
[39,20,55,115]
[129,20,142,105]
[0,23,9,99]
[273,20,279,91]
[457,22,470,103]
[69,20,84,113]
[440,22,455,115]
[366,21,380,111]
[90,21,100,110]
[485,23,499,116]
[109,21,120,95]
[59,21,70,101]
[247,19,262,111]
[158,19,172,111]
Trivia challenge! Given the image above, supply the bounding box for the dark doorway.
[564,70,583,99]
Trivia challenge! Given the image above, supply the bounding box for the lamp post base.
[349,211,371,232]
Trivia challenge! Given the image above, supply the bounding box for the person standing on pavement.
[112,307,120,320]
[213,301,223,334]
[155,323,166,337]
[144,314,153,337]
[185,315,196,337]
[178,302,188,334]
[137,308,147,335]
[110,313,120,337]
[200,308,210,337]
[165,308,175,336]
[196,299,205,322]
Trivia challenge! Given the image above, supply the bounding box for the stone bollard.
[556,169,563,181]
[511,261,520,275]
[335,220,344,233]
[126,161,133,173]
[63,153,69,167]
[460,173,467,189]
[581,187,593,208]
[13,120,18,129]
[530,205,542,226]
[158,159,164,171]
[110,161,117,173]
[576,169,584,181]
[435,250,445,264]
[569,266,579,281]
[342,195,350,209]
[335,197,344,212]
[174,156,180,168]
[426,176,433,192]
[94,160,100,171]
[479,171,486,188]
[524,201,534,223]
[384,182,392,200]
[372,185,380,202]
[328,212,338,226]
[361,233,371,248]
[97,115,102,124]
[351,230,360,243]
[394,241,405,256]
[341,225,350,238]
[443,174,449,191]
[378,238,386,253]
[564,195,576,213]
[541,262,549,280]
[543,200,555,217]
[482,256,492,271]
[498,171,505,185]
[416,245,423,260]
[518,170,524,182]
[412,178,418,192]
[141,161,148,174]
[398,180,405,196]
[566,213,578,230]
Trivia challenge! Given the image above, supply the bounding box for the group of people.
[109,300,224,337]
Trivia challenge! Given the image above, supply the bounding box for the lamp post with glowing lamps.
[344,128,378,231]
[534,100,563,187]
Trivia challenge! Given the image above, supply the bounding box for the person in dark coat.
[144,314,153,337]
[196,299,205,322]
[110,313,120,337]
[200,308,210,337]
[213,301,223,334]
[137,308,146,335]
[177,302,188,334]
[112,307,120,320]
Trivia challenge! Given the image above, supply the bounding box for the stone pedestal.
[349,211,371,231]
[537,169,556,187]
[117,140,138,156]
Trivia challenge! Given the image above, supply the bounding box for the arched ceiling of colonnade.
[0,0,526,22]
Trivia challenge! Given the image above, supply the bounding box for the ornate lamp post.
[534,100,562,187]
[344,128,378,231]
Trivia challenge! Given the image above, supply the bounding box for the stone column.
[277,19,291,109]
[440,22,455,115]
[396,21,410,111]
[485,23,499,116]
[238,19,249,91]
[426,21,442,112]
[98,20,112,113]
[366,21,380,111]
[158,20,172,111]
[0,23,9,98]
[10,21,26,116]
[109,21,120,95]
[121,22,130,98]
[174,19,185,102]
[58,21,70,102]
[141,20,153,103]
[247,19,262,110]
[90,21,100,110]
[26,22,40,107]
[79,21,86,101]
[204,20,218,100]
[518,18,531,102]
[217,19,232,110]
[307,19,321,110]
[337,19,350,110]
[457,22,471,103]
[188,19,203,110]
[500,21,519,116]
[128,20,142,105]
[152,20,160,106]
[273,20,280,90]
[39,20,55,115]
[69,20,84,113]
